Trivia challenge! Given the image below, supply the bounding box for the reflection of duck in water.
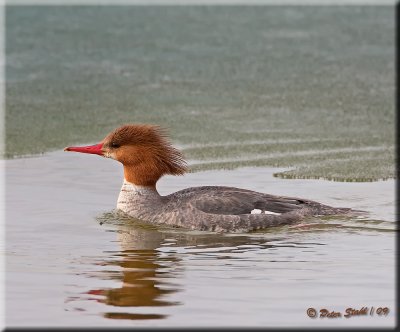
[85,221,275,321]
[65,124,356,232]
[86,226,181,320]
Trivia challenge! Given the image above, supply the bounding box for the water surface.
[5,151,396,327]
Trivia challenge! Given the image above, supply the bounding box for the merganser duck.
[65,124,354,233]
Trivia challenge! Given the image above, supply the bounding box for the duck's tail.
[305,201,365,217]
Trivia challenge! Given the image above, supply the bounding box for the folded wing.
[171,186,307,216]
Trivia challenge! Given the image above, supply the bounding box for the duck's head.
[64,124,188,188]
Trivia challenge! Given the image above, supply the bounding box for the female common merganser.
[65,124,354,233]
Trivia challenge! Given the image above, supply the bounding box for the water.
[5,151,396,327]
[5,6,395,181]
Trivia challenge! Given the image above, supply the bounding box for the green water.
[6,6,395,181]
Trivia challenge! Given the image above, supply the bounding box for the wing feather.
[166,186,307,216]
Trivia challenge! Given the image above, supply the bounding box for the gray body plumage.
[117,180,353,233]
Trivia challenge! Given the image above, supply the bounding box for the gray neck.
[117,179,163,217]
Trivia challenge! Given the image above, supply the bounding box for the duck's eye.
[111,142,120,148]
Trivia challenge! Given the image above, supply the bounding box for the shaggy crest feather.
[102,124,187,186]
